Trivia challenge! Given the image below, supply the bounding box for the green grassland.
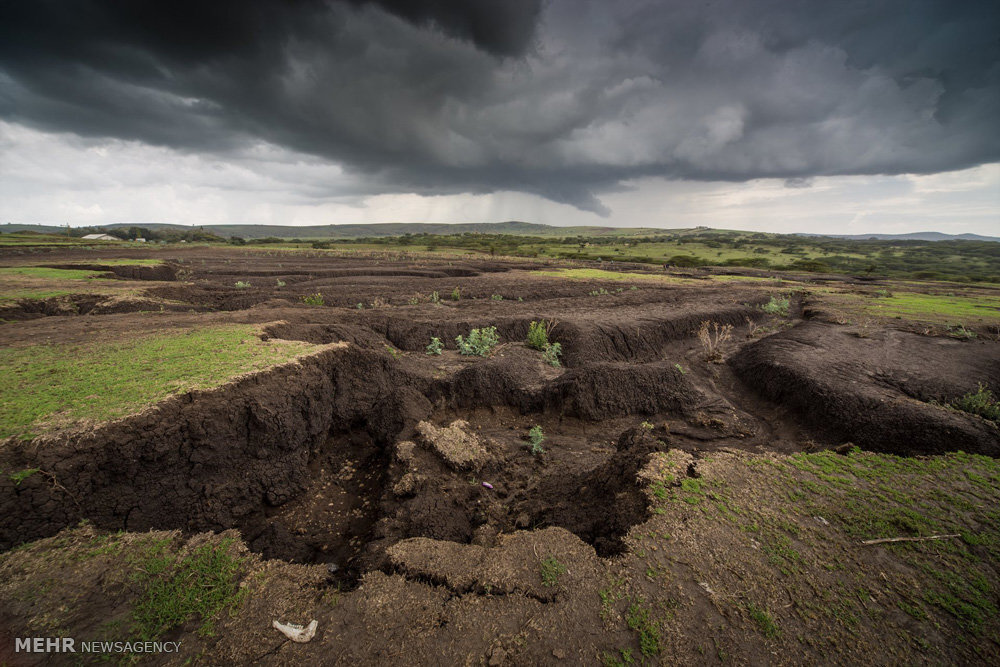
[0,325,327,439]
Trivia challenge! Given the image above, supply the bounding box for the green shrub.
[527,320,550,351]
[542,342,562,367]
[760,296,790,316]
[426,337,443,355]
[455,326,499,356]
[527,425,545,455]
[300,293,324,306]
[451,287,461,301]
[953,384,1000,423]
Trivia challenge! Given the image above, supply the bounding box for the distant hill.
[3,222,997,242]
[796,231,1000,242]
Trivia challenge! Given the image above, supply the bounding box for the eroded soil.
[1,246,998,665]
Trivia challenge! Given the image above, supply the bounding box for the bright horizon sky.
[1,1,998,235]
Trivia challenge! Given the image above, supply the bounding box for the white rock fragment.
[272,619,318,643]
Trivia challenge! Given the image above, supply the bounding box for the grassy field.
[0,325,328,439]
[812,289,1000,328]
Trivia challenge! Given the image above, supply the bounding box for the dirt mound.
[548,361,701,420]
[414,420,493,471]
[731,322,1000,455]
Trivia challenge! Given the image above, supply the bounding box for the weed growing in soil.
[234,281,252,289]
[542,342,563,367]
[275,279,286,287]
[697,320,734,361]
[451,287,461,300]
[301,292,324,306]
[429,290,440,303]
[625,601,662,657]
[408,297,419,305]
[674,363,686,374]
[7,468,39,485]
[590,288,610,296]
[491,294,504,301]
[527,425,546,455]
[426,337,443,355]
[527,320,551,351]
[953,383,999,423]
[761,295,790,316]
[130,538,245,641]
[601,648,635,666]
[539,556,567,587]
[746,603,781,639]
[455,326,499,356]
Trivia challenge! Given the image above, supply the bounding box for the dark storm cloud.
[0,0,997,213]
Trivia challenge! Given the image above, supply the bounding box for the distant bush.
[953,384,999,423]
[455,326,499,356]
[426,337,443,355]
[300,293,324,306]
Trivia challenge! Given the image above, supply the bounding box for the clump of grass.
[130,538,246,641]
[697,320,733,361]
[539,556,567,587]
[275,279,286,287]
[300,292,324,306]
[953,383,1000,423]
[527,425,545,455]
[760,296,790,316]
[426,337,443,355]
[234,281,252,289]
[451,287,461,301]
[455,326,499,356]
[625,601,662,657]
[746,603,781,639]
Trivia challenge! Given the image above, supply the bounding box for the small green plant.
[384,344,401,359]
[275,279,286,287]
[746,603,781,639]
[948,325,977,340]
[527,425,545,455]
[429,291,440,303]
[674,363,686,374]
[527,320,550,351]
[626,601,662,657]
[451,287,461,301]
[601,648,634,667]
[426,337,443,356]
[356,302,363,309]
[640,421,654,430]
[491,294,504,301]
[874,288,892,298]
[953,383,1000,423]
[300,293,325,306]
[760,296,790,316]
[542,342,563,367]
[408,297,420,305]
[234,281,252,289]
[590,288,610,296]
[539,556,567,587]
[8,468,39,485]
[455,326,499,356]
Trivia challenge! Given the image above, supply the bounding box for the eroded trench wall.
[0,346,431,551]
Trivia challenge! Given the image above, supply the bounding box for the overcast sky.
[1,0,998,234]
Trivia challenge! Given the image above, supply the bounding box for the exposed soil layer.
[731,321,1000,455]
[2,248,999,664]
